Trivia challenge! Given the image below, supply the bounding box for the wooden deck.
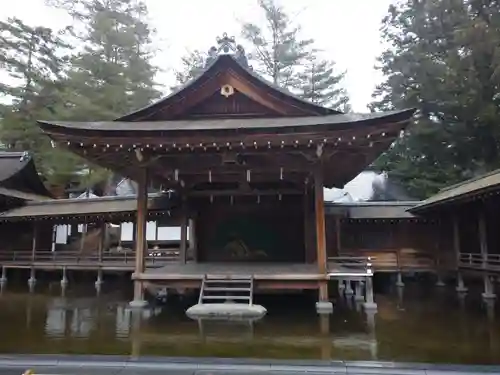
[136,257,372,285]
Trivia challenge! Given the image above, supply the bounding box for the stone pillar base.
[129,299,148,308]
[482,292,496,300]
[354,294,365,302]
[436,280,446,287]
[456,286,468,293]
[363,302,378,311]
[316,301,333,313]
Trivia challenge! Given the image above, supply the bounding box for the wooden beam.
[180,199,188,264]
[188,189,302,197]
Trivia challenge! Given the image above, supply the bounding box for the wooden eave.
[325,201,420,219]
[116,54,339,121]
[0,152,52,198]
[38,109,414,189]
[409,169,500,214]
[0,194,179,223]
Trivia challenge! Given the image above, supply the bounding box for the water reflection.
[0,285,499,363]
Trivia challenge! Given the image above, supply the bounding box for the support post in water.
[28,267,36,292]
[482,274,496,300]
[95,268,103,294]
[60,266,68,289]
[364,275,377,310]
[345,279,354,296]
[354,281,365,302]
[396,271,404,288]
[0,266,6,292]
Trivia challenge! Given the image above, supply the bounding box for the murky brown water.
[0,281,499,364]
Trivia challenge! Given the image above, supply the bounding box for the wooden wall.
[0,222,53,253]
[325,217,455,271]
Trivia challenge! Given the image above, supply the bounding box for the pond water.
[0,280,499,364]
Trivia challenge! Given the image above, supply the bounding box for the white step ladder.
[198,274,254,305]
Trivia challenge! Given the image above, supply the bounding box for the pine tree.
[371,0,500,198]
[45,0,161,190]
[297,53,351,112]
[174,50,207,87]
[47,0,161,120]
[0,17,82,185]
[241,0,314,90]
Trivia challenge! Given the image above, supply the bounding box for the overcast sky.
[3,0,394,112]
[2,0,395,198]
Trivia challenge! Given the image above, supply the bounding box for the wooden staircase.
[198,275,254,305]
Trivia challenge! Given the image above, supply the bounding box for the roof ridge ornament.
[205,32,252,70]
[216,32,237,54]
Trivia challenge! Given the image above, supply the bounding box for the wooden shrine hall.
[29,35,415,309]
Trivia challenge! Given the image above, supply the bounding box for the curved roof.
[116,54,340,122]
[0,152,51,199]
[409,169,500,213]
[39,109,413,134]
[0,193,178,222]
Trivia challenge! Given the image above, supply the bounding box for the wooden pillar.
[335,216,342,255]
[80,222,87,253]
[180,201,188,264]
[31,223,38,262]
[188,218,197,262]
[303,189,311,262]
[314,165,328,302]
[98,222,106,262]
[452,215,461,269]
[453,215,468,292]
[131,168,148,305]
[478,211,488,268]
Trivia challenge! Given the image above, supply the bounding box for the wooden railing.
[0,250,178,266]
[336,249,436,272]
[459,252,500,270]
[327,256,373,275]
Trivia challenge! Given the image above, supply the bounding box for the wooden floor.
[136,261,370,282]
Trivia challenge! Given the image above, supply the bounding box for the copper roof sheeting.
[0,194,176,221]
[326,201,419,219]
[38,109,414,134]
[410,169,500,213]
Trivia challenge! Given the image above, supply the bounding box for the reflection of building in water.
[45,298,68,337]
[45,299,161,339]
[45,299,94,338]
[115,305,131,338]
[70,307,93,337]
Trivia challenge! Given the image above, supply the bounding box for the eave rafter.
[44,121,401,188]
